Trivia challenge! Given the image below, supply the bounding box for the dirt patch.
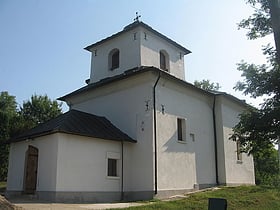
[0,195,23,210]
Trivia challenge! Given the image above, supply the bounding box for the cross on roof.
[134,12,141,22]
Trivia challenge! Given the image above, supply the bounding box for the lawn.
[112,186,280,210]
[0,182,6,192]
[0,182,6,187]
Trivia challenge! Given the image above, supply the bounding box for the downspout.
[212,95,219,185]
[121,140,124,200]
[153,72,161,195]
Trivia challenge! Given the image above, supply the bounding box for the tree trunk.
[268,0,280,63]
[268,0,280,176]
[278,138,280,174]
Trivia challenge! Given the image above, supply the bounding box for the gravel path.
[11,201,144,210]
[0,195,23,210]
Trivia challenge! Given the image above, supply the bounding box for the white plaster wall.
[35,135,59,191]
[139,26,186,80]
[68,73,156,192]
[156,80,216,190]
[157,113,196,190]
[7,142,27,191]
[220,97,255,185]
[88,28,141,83]
[7,135,59,192]
[55,133,124,192]
[67,72,219,192]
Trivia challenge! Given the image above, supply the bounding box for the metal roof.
[8,109,136,143]
[58,66,247,107]
[84,21,191,54]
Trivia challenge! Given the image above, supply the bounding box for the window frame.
[177,118,186,142]
[107,158,117,177]
[106,152,120,178]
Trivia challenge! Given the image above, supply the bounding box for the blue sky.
[0,0,272,111]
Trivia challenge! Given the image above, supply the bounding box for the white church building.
[6,20,255,203]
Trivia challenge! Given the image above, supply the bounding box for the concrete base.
[6,184,226,203]
[194,183,217,190]
[225,183,255,187]
[6,190,154,203]
[155,189,194,199]
[38,191,122,203]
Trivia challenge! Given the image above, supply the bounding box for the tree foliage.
[233,0,280,153]
[0,92,18,181]
[254,146,280,186]
[194,79,221,91]
[232,0,280,186]
[20,94,63,130]
[238,0,272,40]
[0,92,63,181]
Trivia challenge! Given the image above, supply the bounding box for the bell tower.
[85,20,191,84]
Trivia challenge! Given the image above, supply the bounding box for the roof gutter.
[153,71,161,195]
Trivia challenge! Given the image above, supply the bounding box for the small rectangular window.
[107,158,117,177]
[177,118,186,142]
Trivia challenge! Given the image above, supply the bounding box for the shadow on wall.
[162,131,195,154]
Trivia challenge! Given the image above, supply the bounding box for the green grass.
[112,186,280,210]
[0,182,6,192]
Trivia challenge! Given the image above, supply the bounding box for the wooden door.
[24,145,38,194]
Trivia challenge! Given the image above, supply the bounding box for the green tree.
[233,0,280,154]
[20,94,63,129]
[232,0,280,186]
[254,146,279,186]
[194,79,221,91]
[0,92,18,181]
[0,93,63,181]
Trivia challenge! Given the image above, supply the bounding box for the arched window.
[109,49,120,70]
[159,50,169,71]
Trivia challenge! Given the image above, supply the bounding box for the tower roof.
[84,21,191,54]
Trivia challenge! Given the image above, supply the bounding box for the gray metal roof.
[9,109,136,143]
[58,66,247,107]
[84,21,191,54]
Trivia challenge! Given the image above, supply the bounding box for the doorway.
[24,145,38,194]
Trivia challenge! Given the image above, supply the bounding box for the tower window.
[109,49,120,70]
[159,50,169,71]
